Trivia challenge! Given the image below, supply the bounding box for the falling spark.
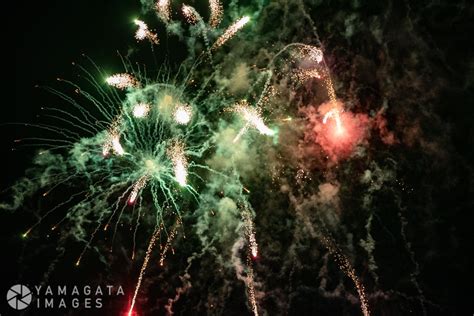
[128,175,150,205]
[156,0,171,22]
[323,108,344,135]
[181,4,199,24]
[106,73,139,90]
[134,19,159,45]
[243,208,258,259]
[132,103,150,118]
[209,0,223,28]
[295,68,322,81]
[159,219,181,266]
[320,234,370,316]
[168,142,188,186]
[212,16,250,50]
[173,104,192,125]
[128,226,163,316]
[234,101,274,137]
[246,258,259,316]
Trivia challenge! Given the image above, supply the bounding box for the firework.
[159,219,181,266]
[3,1,384,316]
[294,68,322,81]
[134,19,159,45]
[234,100,274,139]
[156,0,171,22]
[105,73,139,90]
[168,142,188,187]
[128,225,163,316]
[212,16,250,50]
[173,104,192,125]
[323,108,344,135]
[242,207,258,258]
[181,4,200,24]
[128,175,150,205]
[209,0,223,28]
[132,103,151,118]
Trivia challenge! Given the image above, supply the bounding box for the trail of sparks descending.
[320,234,370,316]
[242,207,258,258]
[111,135,125,156]
[212,16,250,50]
[209,0,223,28]
[156,0,171,22]
[181,4,199,24]
[233,101,274,142]
[106,73,139,90]
[103,117,125,157]
[128,175,150,205]
[134,19,159,45]
[168,142,188,187]
[246,255,259,316]
[128,226,163,316]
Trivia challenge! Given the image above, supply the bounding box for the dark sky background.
[3,0,474,315]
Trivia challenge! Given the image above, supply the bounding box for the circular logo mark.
[6,284,32,310]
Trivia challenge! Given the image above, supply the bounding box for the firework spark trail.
[128,175,150,205]
[323,108,344,135]
[180,4,214,63]
[156,0,171,22]
[128,225,163,316]
[111,135,125,155]
[320,234,370,316]
[231,237,259,316]
[102,115,125,157]
[234,101,274,138]
[209,0,223,28]
[159,219,181,266]
[294,68,322,81]
[181,4,199,24]
[167,142,188,187]
[242,207,258,258]
[305,214,370,316]
[246,254,259,316]
[105,73,139,90]
[134,19,159,45]
[212,16,250,50]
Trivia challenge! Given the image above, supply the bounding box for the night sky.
[2,0,474,315]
